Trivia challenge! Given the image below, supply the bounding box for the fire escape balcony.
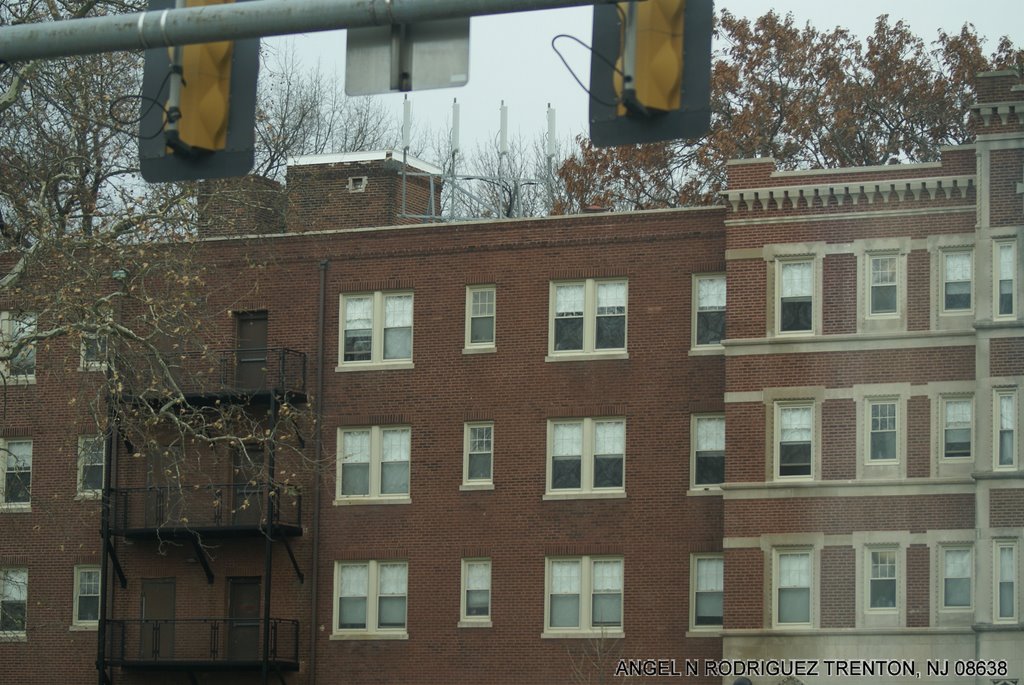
[105,618,299,672]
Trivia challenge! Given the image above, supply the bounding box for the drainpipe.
[309,259,328,685]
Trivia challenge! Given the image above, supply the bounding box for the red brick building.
[1,70,1023,685]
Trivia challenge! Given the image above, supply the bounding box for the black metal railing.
[105,618,299,669]
[114,347,307,399]
[109,483,301,534]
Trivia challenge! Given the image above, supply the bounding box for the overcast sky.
[265,1,1022,159]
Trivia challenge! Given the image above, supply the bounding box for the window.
[545,557,623,635]
[996,241,1015,317]
[462,423,493,488]
[996,391,1016,468]
[339,292,413,367]
[942,547,972,608]
[943,252,972,311]
[868,255,898,316]
[465,286,495,349]
[995,543,1017,622]
[693,415,725,486]
[80,334,107,370]
[0,439,32,507]
[775,550,811,625]
[334,561,408,636]
[547,418,625,496]
[779,261,813,333]
[943,398,973,459]
[777,404,812,478]
[73,566,100,627]
[460,559,491,624]
[692,555,723,627]
[336,427,410,502]
[867,400,898,462]
[549,280,627,356]
[867,549,897,611]
[77,436,105,498]
[694,275,726,346]
[0,311,37,378]
[0,569,27,635]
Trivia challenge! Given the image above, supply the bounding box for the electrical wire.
[108,68,175,140]
[550,33,622,108]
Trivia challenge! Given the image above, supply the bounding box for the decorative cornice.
[972,101,1020,127]
[721,175,974,213]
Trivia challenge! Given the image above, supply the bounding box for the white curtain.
[553,423,583,457]
[945,400,971,427]
[945,253,972,281]
[778,554,810,587]
[945,550,970,578]
[696,558,723,592]
[384,295,412,327]
[341,431,370,464]
[555,285,584,316]
[1000,244,1015,280]
[344,297,372,329]
[381,429,410,462]
[597,282,626,314]
[550,561,580,593]
[780,407,812,442]
[592,560,622,592]
[1001,395,1015,430]
[1000,547,1014,578]
[379,563,407,594]
[781,262,812,297]
[697,278,726,310]
[466,562,490,591]
[697,417,725,451]
[594,421,624,455]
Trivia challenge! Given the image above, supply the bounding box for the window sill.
[333,496,411,506]
[0,376,35,386]
[688,345,725,356]
[773,475,813,483]
[685,627,723,637]
[458,620,492,629]
[330,631,408,641]
[74,492,102,502]
[0,503,31,513]
[541,630,624,640]
[687,486,723,496]
[78,364,106,373]
[543,491,626,501]
[0,632,27,642]
[462,346,496,355]
[459,482,494,492]
[545,351,628,363]
[70,624,98,632]
[335,361,414,373]
[774,330,815,338]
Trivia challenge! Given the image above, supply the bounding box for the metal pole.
[0,0,607,63]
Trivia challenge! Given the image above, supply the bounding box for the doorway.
[140,579,175,659]
[227,577,261,660]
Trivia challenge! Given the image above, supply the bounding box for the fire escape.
[97,345,308,685]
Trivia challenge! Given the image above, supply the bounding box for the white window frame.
[994,541,1018,623]
[545,418,626,499]
[72,566,100,629]
[773,549,813,628]
[994,240,1016,319]
[464,285,496,352]
[776,259,815,335]
[335,426,411,504]
[867,253,899,318]
[332,560,408,639]
[461,422,494,490]
[690,554,723,630]
[543,556,624,638]
[995,390,1017,470]
[547,279,628,360]
[774,402,814,480]
[0,438,32,510]
[693,274,726,348]
[866,399,899,464]
[941,396,974,461]
[0,311,37,381]
[77,436,106,499]
[80,334,107,371]
[865,547,899,614]
[459,558,492,627]
[941,546,973,611]
[0,568,27,638]
[941,250,974,314]
[691,414,725,489]
[338,291,414,370]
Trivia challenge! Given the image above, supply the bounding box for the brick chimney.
[197,175,286,238]
[285,150,444,233]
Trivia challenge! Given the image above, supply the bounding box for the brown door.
[232,446,264,527]
[227,578,261,660]
[140,579,175,660]
[145,445,183,528]
[235,312,268,391]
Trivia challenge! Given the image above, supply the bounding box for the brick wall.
[906,544,930,628]
[724,548,764,629]
[820,546,856,628]
[991,338,1024,377]
[821,399,856,480]
[990,488,1024,527]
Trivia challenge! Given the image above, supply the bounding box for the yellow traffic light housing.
[615,0,684,116]
[174,0,235,152]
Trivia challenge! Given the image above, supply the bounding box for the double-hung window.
[334,561,408,636]
[550,280,627,357]
[80,334,107,370]
[943,398,973,459]
[546,557,623,635]
[78,436,105,498]
[694,275,726,346]
[336,427,410,502]
[943,252,973,312]
[775,550,811,626]
[942,547,972,609]
[779,261,813,333]
[547,418,625,496]
[996,391,1016,468]
[462,423,493,488]
[692,555,723,627]
[693,416,725,486]
[995,543,1017,622]
[777,404,812,478]
[0,311,37,378]
[465,286,496,349]
[73,566,100,628]
[867,549,897,611]
[0,569,27,635]
[0,439,32,507]
[868,255,898,316]
[868,400,898,462]
[339,292,413,367]
[996,241,1016,318]
[460,559,491,625]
